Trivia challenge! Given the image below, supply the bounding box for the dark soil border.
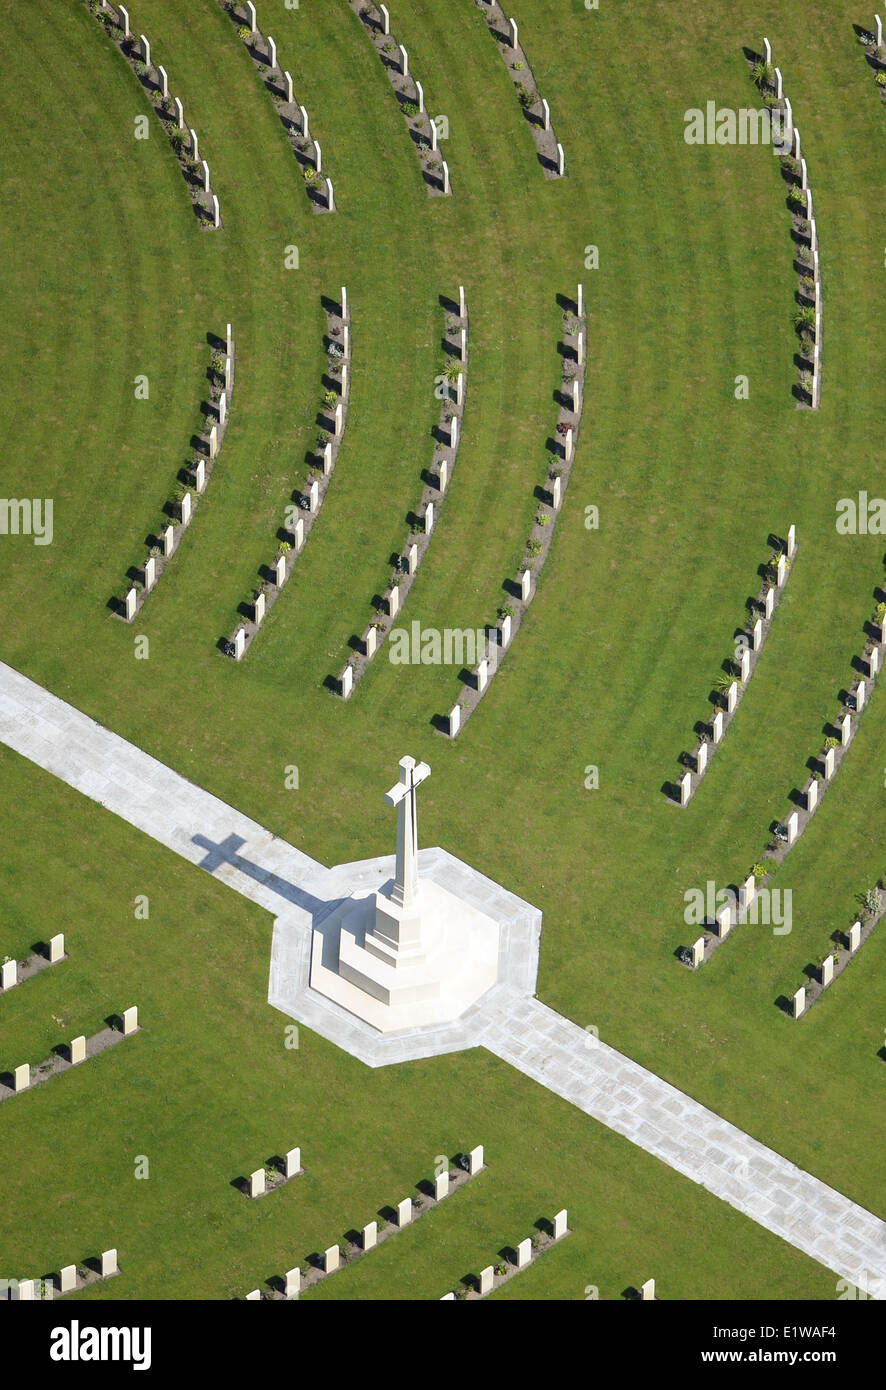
[113,333,236,623]
[0,1020,141,1104]
[680,583,886,969]
[348,1,452,197]
[84,1,220,228]
[218,2,335,213]
[334,293,467,698]
[226,298,349,660]
[448,1216,571,1300]
[745,45,820,409]
[252,1152,486,1299]
[664,534,797,806]
[438,290,587,736]
[476,1,564,179]
[781,879,885,1019]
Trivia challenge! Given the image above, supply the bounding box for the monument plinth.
[309,757,500,1032]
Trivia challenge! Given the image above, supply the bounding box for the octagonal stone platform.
[269,846,542,1067]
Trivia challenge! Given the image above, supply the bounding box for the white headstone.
[122,1005,138,1035]
[564,427,574,462]
[208,423,219,459]
[284,1268,300,1298]
[313,139,322,174]
[284,70,293,104]
[388,584,400,616]
[119,5,130,39]
[508,17,518,48]
[752,618,763,651]
[70,1035,86,1065]
[140,34,150,70]
[459,284,466,318]
[479,1266,494,1295]
[300,105,309,138]
[792,986,805,1018]
[343,324,350,359]
[576,329,584,365]
[364,626,377,658]
[334,402,343,436]
[59,1265,77,1294]
[341,666,353,699]
[17,1279,35,1300]
[786,524,796,558]
[870,645,880,676]
[556,142,565,177]
[450,416,458,451]
[455,372,464,407]
[425,502,435,535]
[189,128,199,164]
[806,779,818,813]
[249,1168,265,1198]
[275,555,286,588]
[245,1290,261,1300]
[786,811,798,845]
[162,524,174,558]
[438,457,448,493]
[823,746,835,779]
[784,96,792,135]
[341,285,349,320]
[267,35,277,70]
[679,770,692,807]
[219,391,227,426]
[157,64,168,98]
[877,15,884,49]
[254,591,265,625]
[49,933,64,963]
[246,1,257,34]
[520,568,531,601]
[415,79,424,114]
[407,543,418,574]
[501,614,512,646]
[380,4,390,36]
[233,628,246,661]
[726,681,738,713]
[363,1221,378,1250]
[293,517,305,551]
[552,1209,567,1239]
[396,1197,412,1227]
[640,1277,656,1300]
[100,1249,118,1277]
[174,96,184,129]
[696,741,708,775]
[323,441,333,475]
[691,936,705,969]
[434,1171,449,1200]
[441,160,450,195]
[181,492,192,526]
[476,658,489,692]
[711,709,724,744]
[448,703,460,737]
[194,459,206,495]
[430,122,438,152]
[821,954,834,987]
[776,553,786,587]
[323,1245,340,1273]
[716,903,732,938]
[774,66,782,100]
[284,1146,300,1178]
[739,647,750,682]
[764,587,774,620]
[739,876,755,913]
[213,195,221,228]
[1,960,16,990]
[856,680,867,711]
[468,1145,484,1174]
[516,1238,531,1269]
[840,713,851,746]
[541,96,550,130]
[800,157,808,191]
[848,920,861,952]
[201,158,210,193]
[399,44,408,77]
[125,587,137,622]
[308,479,319,512]
[572,378,581,413]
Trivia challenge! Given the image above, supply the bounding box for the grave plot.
[856,17,886,106]
[227,296,350,661]
[6,1249,120,1301]
[0,1007,140,1104]
[347,1,452,196]
[243,1146,486,1300]
[745,39,821,408]
[664,529,797,808]
[114,329,235,624]
[235,1146,305,1199]
[0,934,67,994]
[475,2,564,179]
[84,1,221,228]
[680,576,886,969]
[783,879,886,1020]
[334,290,468,699]
[217,1,336,213]
[437,288,587,738]
[440,1207,569,1300]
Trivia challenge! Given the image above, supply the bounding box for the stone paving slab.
[1,660,885,1295]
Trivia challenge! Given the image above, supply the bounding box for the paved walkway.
[1,659,884,1296]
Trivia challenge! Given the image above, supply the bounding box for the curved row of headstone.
[218,1,336,213]
[347,0,452,197]
[476,2,565,179]
[4,1250,119,1301]
[785,880,885,1020]
[0,1007,139,1103]
[116,328,236,623]
[243,1145,485,1300]
[680,582,886,969]
[439,1208,569,1300]
[227,297,350,661]
[335,289,468,699]
[440,287,587,738]
[748,39,821,408]
[0,933,66,993]
[666,529,797,808]
[86,1,221,228]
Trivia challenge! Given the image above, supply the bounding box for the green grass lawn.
[0,0,884,1298]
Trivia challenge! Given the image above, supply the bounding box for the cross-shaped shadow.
[192,832,326,917]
